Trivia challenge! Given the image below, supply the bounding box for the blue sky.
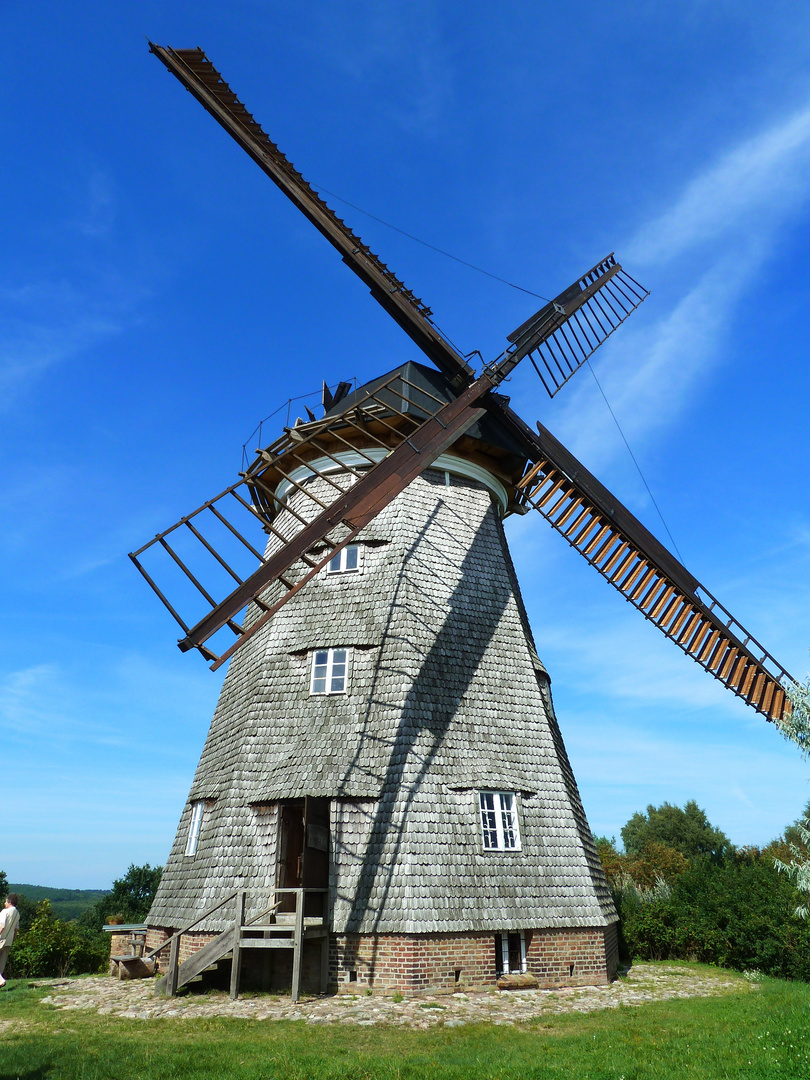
[3,1,810,888]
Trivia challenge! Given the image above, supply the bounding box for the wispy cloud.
[69,171,116,239]
[0,276,146,406]
[566,714,808,847]
[540,617,739,713]
[0,655,217,749]
[628,101,810,265]
[0,665,60,730]
[314,2,455,136]
[546,96,810,470]
[0,281,115,401]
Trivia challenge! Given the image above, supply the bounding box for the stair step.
[244,924,294,932]
[156,926,237,995]
[239,939,295,949]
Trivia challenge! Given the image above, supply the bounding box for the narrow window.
[185,800,205,856]
[495,932,527,975]
[327,545,361,574]
[310,648,349,694]
[479,791,520,850]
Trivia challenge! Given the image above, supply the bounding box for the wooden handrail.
[244,899,283,927]
[243,887,328,927]
[147,887,329,959]
[143,889,240,961]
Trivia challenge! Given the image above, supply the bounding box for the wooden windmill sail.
[136,46,794,999]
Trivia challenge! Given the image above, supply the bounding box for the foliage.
[621,800,733,862]
[775,676,810,756]
[593,835,624,888]
[773,818,810,919]
[79,864,162,931]
[8,883,109,922]
[772,677,810,917]
[618,849,810,980]
[597,804,810,981]
[14,892,38,935]
[782,797,810,859]
[1,965,810,1080]
[5,900,108,979]
[603,838,690,892]
[0,869,7,900]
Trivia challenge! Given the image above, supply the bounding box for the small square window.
[185,800,206,856]
[479,791,520,851]
[327,545,361,574]
[310,648,349,694]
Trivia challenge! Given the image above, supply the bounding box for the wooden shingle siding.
[147,465,615,947]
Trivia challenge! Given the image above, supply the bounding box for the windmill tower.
[134,47,794,999]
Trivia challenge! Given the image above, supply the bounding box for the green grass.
[0,966,808,1079]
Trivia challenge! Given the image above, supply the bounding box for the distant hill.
[9,884,109,922]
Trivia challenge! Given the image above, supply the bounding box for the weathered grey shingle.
[149,461,616,934]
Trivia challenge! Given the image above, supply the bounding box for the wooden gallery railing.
[143,888,329,1002]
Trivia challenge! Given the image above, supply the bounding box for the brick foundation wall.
[146,923,619,993]
[107,930,132,958]
[331,924,619,994]
[525,924,619,988]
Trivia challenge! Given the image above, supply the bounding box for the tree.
[772,677,810,917]
[781,798,810,860]
[621,800,732,862]
[597,835,689,894]
[80,864,162,932]
[0,869,7,899]
[14,892,38,935]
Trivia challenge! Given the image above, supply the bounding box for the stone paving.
[31,964,751,1028]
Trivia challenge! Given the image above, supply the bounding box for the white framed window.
[479,791,520,851]
[327,544,362,574]
[185,800,206,856]
[310,648,349,694]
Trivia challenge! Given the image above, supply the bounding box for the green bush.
[6,900,108,979]
[619,849,810,980]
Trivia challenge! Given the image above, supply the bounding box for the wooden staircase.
[148,888,328,1002]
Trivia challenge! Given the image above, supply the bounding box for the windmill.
[134,46,794,1000]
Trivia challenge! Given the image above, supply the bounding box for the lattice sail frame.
[130,371,487,669]
[511,430,792,722]
[496,255,650,397]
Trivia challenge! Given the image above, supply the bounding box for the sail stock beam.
[148,44,475,390]
[508,418,792,722]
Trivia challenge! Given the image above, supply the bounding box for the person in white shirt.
[0,894,20,986]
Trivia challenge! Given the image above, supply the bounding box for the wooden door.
[277,801,305,911]
[301,796,330,917]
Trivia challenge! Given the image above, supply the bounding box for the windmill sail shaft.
[148,44,475,389]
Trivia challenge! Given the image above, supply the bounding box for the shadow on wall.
[338,480,513,950]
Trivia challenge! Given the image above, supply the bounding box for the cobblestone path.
[31,964,750,1028]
